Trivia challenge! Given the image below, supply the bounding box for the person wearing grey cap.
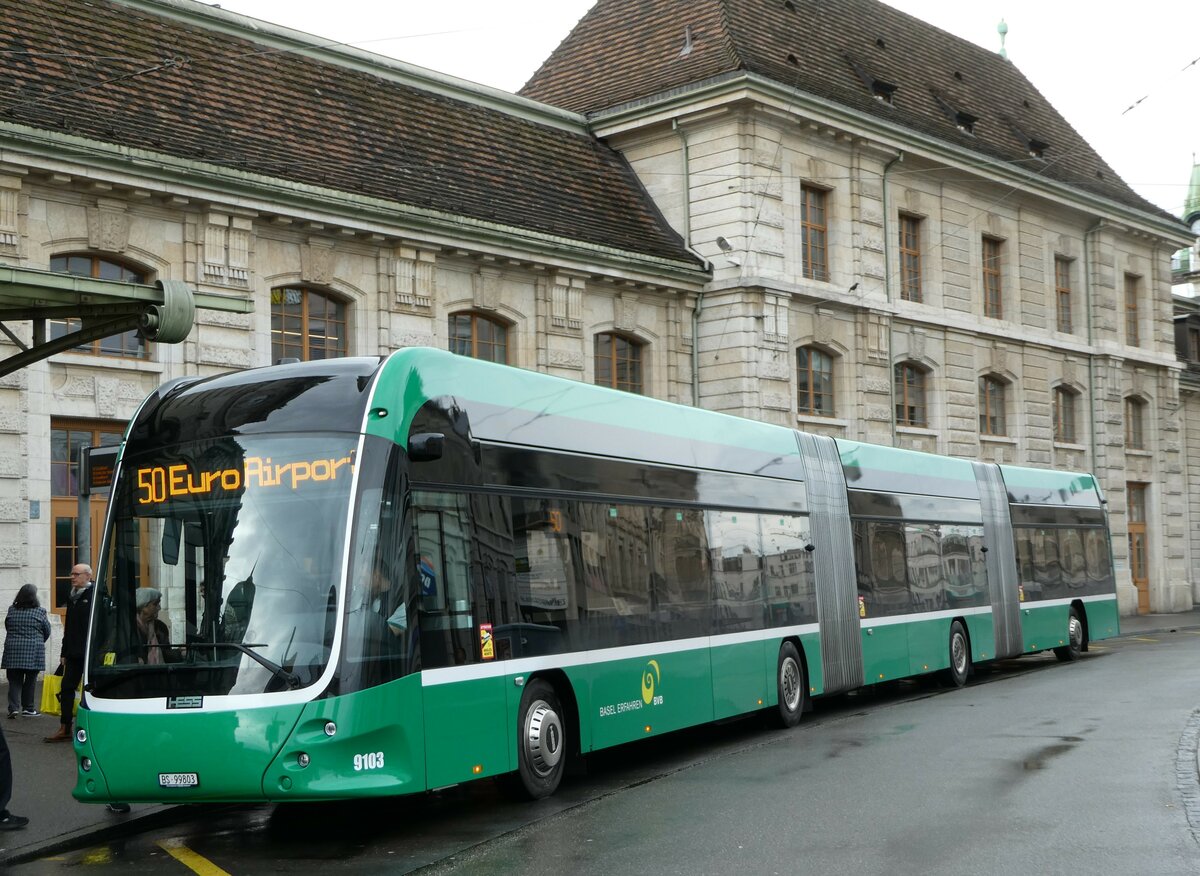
[134,588,178,664]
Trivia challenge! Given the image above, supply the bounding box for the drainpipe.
[1083,218,1106,474]
[674,118,710,408]
[881,150,904,445]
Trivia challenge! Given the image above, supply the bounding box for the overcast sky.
[214,0,1198,218]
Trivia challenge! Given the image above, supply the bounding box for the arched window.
[594,332,643,394]
[448,312,508,363]
[1053,386,1078,444]
[271,286,347,362]
[979,375,1007,436]
[796,346,835,416]
[49,254,148,359]
[1124,397,1146,449]
[894,363,928,427]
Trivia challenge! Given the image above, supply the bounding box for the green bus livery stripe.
[419,623,821,687]
[859,605,993,628]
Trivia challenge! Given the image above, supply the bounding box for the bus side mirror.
[408,433,445,462]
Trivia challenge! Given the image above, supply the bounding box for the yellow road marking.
[80,848,112,864]
[158,839,231,876]
[1130,636,1159,643]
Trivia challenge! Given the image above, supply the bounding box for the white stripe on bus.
[860,605,993,628]
[420,623,821,687]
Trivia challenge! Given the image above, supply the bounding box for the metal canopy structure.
[0,265,254,378]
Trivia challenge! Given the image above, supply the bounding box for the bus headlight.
[80,757,92,772]
[323,721,337,737]
[75,729,87,744]
[297,753,310,768]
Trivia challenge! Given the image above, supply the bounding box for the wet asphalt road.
[16,631,1200,875]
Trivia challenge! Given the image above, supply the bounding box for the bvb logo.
[641,660,661,705]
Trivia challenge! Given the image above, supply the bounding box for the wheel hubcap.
[524,700,563,777]
[781,657,801,711]
[951,632,967,675]
[1069,615,1083,649]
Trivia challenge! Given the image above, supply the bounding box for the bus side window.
[706,510,766,634]
[416,510,445,612]
[760,514,814,627]
[651,507,712,638]
[413,492,474,668]
[508,497,577,655]
[856,521,910,617]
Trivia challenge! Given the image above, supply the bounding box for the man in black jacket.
[0,723,28,829]
[43,564,93,743]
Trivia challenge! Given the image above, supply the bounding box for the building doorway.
[1127,482,1149,614]
[50,420,124,614]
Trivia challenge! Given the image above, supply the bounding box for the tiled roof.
[521,0,1175,223]
[0,0,700,267]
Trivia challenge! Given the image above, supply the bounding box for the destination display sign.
[135,452,355,505]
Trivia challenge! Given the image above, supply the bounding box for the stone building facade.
[600,107,1189,616]
[1,0,710,655]
[0,0,1193,672]
[522,0,1194,616]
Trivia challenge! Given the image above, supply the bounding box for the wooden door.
[1127,483,1149,614]
[50,420,124,614]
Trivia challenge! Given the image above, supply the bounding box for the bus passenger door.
[707,511,768,720]
[855,521,910,683]
[414,492,510,789]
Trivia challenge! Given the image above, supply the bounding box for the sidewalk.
[0,680,176,866]
[2,608,1200,864]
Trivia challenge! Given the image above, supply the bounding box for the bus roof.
[834,438,981,499]
[999,463,1102,507]
[367,348,803,476]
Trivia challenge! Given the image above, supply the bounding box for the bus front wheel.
[944,620,970,688]
[774,641,806,728]
[513,678,567,799]
[1054,608,1084,662]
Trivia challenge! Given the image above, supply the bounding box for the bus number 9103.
[353,752,385,771]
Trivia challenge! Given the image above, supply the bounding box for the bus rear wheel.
[944,620,970,688]
[1054,608,1084,662]
[774,641,806,728]
[513,678,567,799]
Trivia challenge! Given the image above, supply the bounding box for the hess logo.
[641,660,663,706]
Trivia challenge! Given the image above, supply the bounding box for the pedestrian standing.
[44,564,93,743]
[2,584,50,718]
[0,722,28,829]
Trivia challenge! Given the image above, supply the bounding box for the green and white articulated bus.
[73,347,1118,804]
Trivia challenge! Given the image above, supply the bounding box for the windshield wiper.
[188,642,302,689]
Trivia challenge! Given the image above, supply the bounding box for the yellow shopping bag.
[39,673,78,717]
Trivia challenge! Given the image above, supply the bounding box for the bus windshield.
[87,434,358,699]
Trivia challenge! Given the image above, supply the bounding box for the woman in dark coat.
[2,585,50,717]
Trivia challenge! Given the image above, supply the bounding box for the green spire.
[1184,160,1200,226]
